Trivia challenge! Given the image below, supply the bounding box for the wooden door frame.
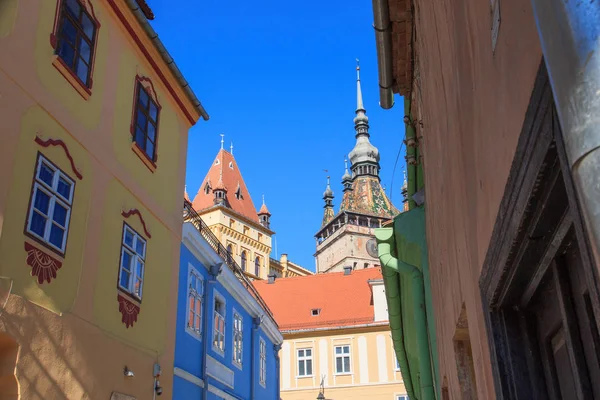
[479,59,600,399]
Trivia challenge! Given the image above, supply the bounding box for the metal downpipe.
[530,0,600,264]
[372,0,395,109]
[377,228,435,400]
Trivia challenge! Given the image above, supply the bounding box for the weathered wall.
[410,0,543,397]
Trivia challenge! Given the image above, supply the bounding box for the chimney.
[268,274,276,284]
[343,266,352,275]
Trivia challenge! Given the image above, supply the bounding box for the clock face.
[366,238,378,258]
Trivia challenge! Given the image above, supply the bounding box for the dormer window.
[204,182,211,194]
[229,161,233,169]
[235,186,242,200]
[311,309,321,316]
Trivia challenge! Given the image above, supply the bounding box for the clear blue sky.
[150,0,406,271]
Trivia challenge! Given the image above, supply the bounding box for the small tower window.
[254,256,261,277]
[241,251,247,271]
[311,309,321,316]
[204,182,211,194]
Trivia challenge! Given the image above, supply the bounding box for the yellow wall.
[0,0,201,398]
[280,326,407,399]
[200,208,273,279]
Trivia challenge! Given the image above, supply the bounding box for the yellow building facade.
[0,1,206,398]
[255,268,408,400]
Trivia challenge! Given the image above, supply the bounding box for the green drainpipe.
[404,98,417,209]
[376,228,435,400]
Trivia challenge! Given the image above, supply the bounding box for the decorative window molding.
[25,153,75,256]
[334,345,352,374]
[297,348,313,377]
[259,337,267,387]
[130,76,161,172]
[117,223,146,301]
[212,290,226,356]
[24,241,63,284]
[186,264,204,339]
[232,311,243,369]
[120,208,151,238]
[50,0,100,99]
[34,136,83,180]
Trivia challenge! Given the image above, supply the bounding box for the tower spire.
[342,156,352,192]
[230,141,234,155]
[356,59,364,111]
[220,133,224,150]
[322,176,335,226]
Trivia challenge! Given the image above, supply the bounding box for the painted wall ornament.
[117,294,140,328]
[24,242,63,284]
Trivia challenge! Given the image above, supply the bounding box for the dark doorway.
[479,61,600,400]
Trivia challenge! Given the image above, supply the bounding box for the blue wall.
[174,243,280,400]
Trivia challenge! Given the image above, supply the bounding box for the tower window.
[235,186,242,200]
[241,251,247,271]
[204,182,211,194]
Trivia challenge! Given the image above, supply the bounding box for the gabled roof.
[253,267,384,332]
[192,149,260,223]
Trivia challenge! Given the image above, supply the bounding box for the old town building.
[0,1,207,398]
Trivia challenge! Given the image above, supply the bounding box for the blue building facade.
[173,221,283,400]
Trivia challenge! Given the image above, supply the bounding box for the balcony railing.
[183,200,277,326]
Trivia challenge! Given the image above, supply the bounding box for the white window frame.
[26,154,75,253]
[212,290,226,355]
[297,348,313,377]
[259,337,267,387]
[334,345,352,375]
[186,264,204,339]
[396,395,409,400]
[118,223,146,300]
[232,310,243,368]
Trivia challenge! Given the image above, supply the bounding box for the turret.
[258,195,271,229]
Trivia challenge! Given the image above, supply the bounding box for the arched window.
[227,244,233,260]
[255,256,261,277]
[241,251,247,271]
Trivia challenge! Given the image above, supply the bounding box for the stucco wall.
[280,327,406,399]
[409,0,543,397]
[0,0,197,398]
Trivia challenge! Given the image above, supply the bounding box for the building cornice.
[197,205,275,235]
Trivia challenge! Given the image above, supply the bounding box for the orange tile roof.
[253,268,384,332]
[192,149,260,223]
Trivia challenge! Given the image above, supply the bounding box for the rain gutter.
[124,0,209,121]
[376,227,435,400]
[530,0,600,264]
[372,0,395,109]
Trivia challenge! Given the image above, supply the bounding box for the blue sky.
[150,0,406,271]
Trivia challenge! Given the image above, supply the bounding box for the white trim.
[182,222,283,345]
[206,354,234,389]
[259,336,267,388]
[358,336,369,384]
[318,339,328,388]
[282,342,291,389]
[232,309,243,369]
[377,334,389,382]
[212,289,226,356]
[118,224,146,300]
[333,344,352,375]
[296,347,314,377]
[207,384,238,400]
[173,367,205,388]
[185,263,204,340]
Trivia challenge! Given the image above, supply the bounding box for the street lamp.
[316,392,325,400]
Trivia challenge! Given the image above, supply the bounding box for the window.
[243,225,249,235]
[257,233,263,242]
[132,82,160,162]
[259,337,267,387]
[204,182,211,194]
[226,244,233,259]
[55,0,97,86]
[233,312,243,367]
[229,218,234,229]
[396,396,409,400]
[241,251,247,271]
[254,256,261,277]
[335,345,351,374]
[395,354,401,371]
[311,309,320,316]
[118,224,146,300]
[26,154,75,253]
[235,186,242,200]
[297,348,313,377]
[213,294,226,354]
[187,267,204,337]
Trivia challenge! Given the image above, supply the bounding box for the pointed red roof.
[258,202,271,215]
[192,149,259,222]
[253,268,383,331]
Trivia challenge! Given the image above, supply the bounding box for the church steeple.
[322,176,335,226]
[348,60,380,179]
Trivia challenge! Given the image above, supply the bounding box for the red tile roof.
[253,268,384,332]
[192,149,260,222]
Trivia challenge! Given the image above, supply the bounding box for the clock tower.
[314,62,399,273]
